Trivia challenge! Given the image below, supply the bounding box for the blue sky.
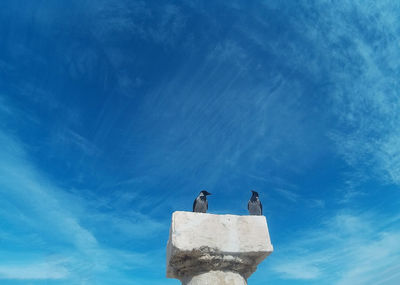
[1,1,400,284]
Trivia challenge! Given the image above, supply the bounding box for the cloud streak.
[0,128,165,283]
[0,261,68,280]
[268,211,400,285]
[315,1,400,188]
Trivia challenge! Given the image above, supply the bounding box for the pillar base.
[182,271,247,285]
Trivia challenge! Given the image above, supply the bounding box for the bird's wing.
[260,201,263,215]
[193,199,196,212]
[206,199,208,210]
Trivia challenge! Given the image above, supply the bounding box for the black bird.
[248,190,262,215]
[193,190,212,213]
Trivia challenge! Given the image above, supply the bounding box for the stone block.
[166,211,273,283]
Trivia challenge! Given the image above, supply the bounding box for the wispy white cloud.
[0,131,100,279]
[93,1,187,46]
[317,2,400,188]
[273,260,321,280]
[53,128,101,157]
[85,211,165,240]
[274,188,300,202]
[0,132,98,248]
[0,128,163,282]
[268,211,400,285]
[0,261,68,280]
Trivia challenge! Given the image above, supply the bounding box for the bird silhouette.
[248,190,262,215]
[193,190,212,213]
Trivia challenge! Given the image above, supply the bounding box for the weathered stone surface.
[182,271,247,285]
[166,211,273,282]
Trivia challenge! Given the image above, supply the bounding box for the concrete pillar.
[166,211,273,284]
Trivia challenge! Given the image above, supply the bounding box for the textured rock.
[182,271,247,285]
[166,211,273,283]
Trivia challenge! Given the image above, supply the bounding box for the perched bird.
[248,190,262,215]
[193,190,212,213]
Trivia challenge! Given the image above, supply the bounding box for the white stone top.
[166,211,273,280]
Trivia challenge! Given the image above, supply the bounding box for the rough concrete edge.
[166,213,175,278]
[166,245,273,279]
